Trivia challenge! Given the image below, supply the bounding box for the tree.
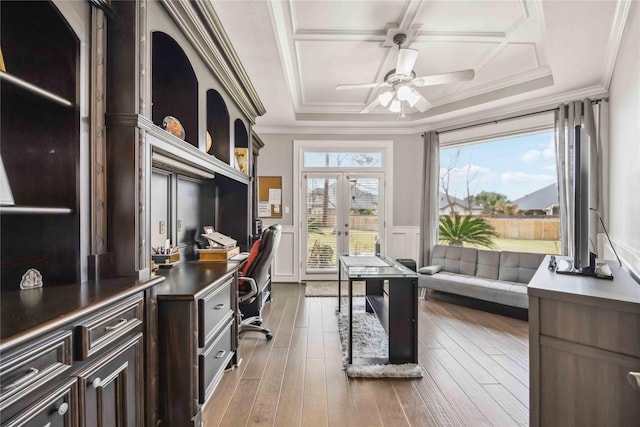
[474,191,508,214]
[440,149,461,215]
[439,214,498,248]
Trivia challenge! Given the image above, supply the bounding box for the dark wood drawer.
[1,377,78,427]
[76,294,143,360]
[199,320,233,404]
[198,277,233,348]
[0,331,73,412]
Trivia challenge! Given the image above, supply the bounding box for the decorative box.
[197,246,240,262]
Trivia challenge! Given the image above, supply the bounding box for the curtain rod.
[435,97,607,135]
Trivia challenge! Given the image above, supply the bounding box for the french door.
[302,172,384,280]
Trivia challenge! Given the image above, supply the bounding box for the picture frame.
[203,225,214,235]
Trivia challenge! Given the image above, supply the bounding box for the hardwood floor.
[203,283,529,426]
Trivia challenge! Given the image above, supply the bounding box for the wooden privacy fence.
[484,217,560,240]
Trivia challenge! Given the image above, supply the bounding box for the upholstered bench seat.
[418,245,545,309]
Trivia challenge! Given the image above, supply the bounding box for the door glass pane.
[348,177,380,256]
[304,152,382,168]
[306,177,337,273]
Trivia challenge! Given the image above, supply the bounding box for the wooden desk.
[528,256,640,426]
[338,256,418,365]
[155,261,244,426]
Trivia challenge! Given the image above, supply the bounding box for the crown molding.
[254,84,607,136]
[601,0,632,90]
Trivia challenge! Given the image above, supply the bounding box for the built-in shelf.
[0,71,73,107]
[0,206,73,215]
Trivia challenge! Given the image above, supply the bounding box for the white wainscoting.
[272,225,422,282]
[388,226,421,266]
[272,225,298,282]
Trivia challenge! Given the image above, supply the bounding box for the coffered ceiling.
[212,0,631,132]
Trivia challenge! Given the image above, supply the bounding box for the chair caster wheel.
[266,333,273,340]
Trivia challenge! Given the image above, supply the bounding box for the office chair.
[238,224,282,340]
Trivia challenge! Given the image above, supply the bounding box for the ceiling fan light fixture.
[396,85,412,101]
[378,90,394,107]
[389,99,401,113]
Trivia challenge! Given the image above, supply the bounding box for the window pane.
[304,152,382,168]
[439,130,560,254]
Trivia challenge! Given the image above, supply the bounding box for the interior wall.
[608,0,640,277]
[256,132,424,227]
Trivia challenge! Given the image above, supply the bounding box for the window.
[439,130,560,254]
[303,151,382,168]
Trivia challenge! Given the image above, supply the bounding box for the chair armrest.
[238,276,258,303]
[418,265,442,275]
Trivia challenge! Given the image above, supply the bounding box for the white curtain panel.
[419,131,439,266]
[555,98,605,257]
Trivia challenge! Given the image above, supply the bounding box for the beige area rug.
[304,280,366,297]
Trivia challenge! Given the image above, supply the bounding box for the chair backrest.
[244,224,282,289]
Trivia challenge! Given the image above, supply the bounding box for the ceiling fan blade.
[412,69,475,87]
[336,82,387,91]
[396,48,419,76]
[360,97,381,114]
[414,94,433,113]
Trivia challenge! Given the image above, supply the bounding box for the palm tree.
[439,214,498,248]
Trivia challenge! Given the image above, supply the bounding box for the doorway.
[302,172,384,280]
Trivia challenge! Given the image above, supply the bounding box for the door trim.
[293,140,394,282]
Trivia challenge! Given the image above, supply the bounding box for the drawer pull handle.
[215,350,226,359]
[628,372,640,392]
[214,303,225,310]
[105,318,128,331]
[5,367,39,390]
[57,402,69,416]
[92,378,102,389]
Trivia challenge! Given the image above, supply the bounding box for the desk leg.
[348,278,353,364]
[338,259,342,313]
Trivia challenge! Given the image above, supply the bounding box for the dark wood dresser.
[528,256,640,426]
[155,261,244,426]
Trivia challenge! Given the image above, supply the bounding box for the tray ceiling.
[212,0,629,131]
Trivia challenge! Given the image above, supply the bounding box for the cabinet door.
[1,377,77,427]
[78,334,143,427]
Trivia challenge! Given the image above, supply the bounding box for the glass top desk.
[338,255,418,365]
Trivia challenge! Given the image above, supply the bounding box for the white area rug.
[336,309,423,378]
[304,281,365,297]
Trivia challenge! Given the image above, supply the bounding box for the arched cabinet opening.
[152,32,198,148]
[206,89,230,163]
[233,119,249,175]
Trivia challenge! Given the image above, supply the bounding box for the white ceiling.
[212,0,630,133]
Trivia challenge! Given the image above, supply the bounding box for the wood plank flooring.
[203,283,530,427]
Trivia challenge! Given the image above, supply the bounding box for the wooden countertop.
[528,255,640,312]
[1,275,165,351]
[154,260,245,300]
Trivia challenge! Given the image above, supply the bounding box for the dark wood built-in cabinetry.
[155,263,243,426]
[1,0,264,425]
[528,257,640,426]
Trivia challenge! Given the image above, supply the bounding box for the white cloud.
[543,140,556,159]
[544,164,557,171]
[521,149,541,164]
[501,172,555,185]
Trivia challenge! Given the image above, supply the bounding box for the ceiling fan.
[335,33,474,115]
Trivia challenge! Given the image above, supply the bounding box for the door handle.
[344,231,349,236]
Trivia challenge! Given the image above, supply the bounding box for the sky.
[440,130,557,201]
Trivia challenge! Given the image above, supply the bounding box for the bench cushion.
[498,251,545,284]
[432,245,477,276]
[476,250,500,280]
